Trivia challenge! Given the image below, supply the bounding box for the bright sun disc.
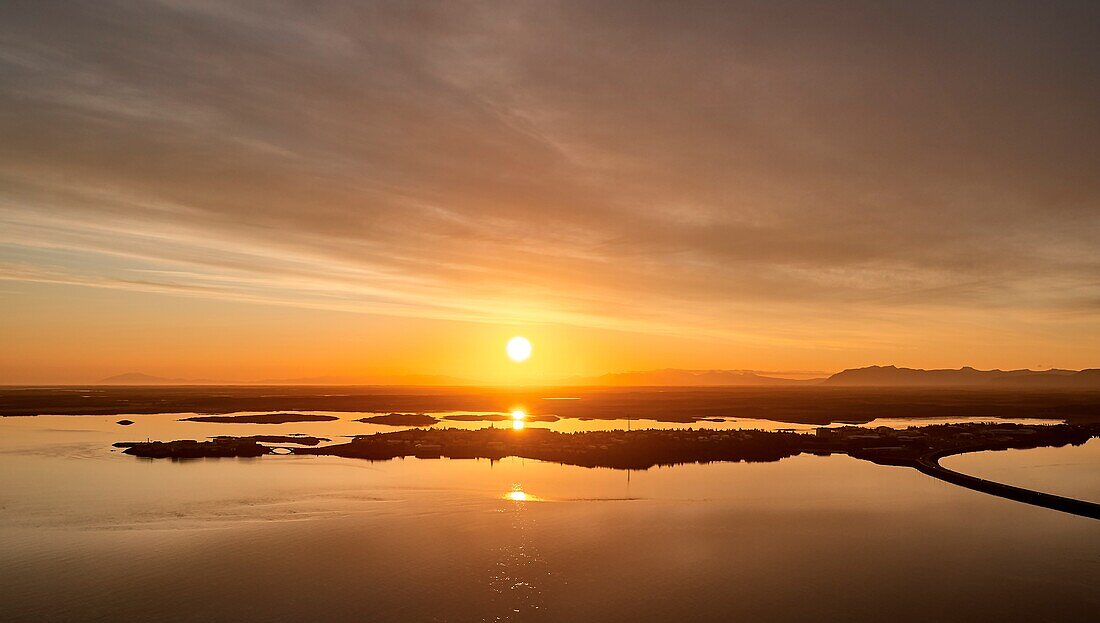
[506,336,532,362]
[511,409,526,429]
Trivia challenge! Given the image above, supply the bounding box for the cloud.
[1,0,1098,346]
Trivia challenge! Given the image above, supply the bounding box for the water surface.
[0,415,1097,622]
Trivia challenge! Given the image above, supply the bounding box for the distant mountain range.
[98,366,1100,388]
[566,369,824,386]
[99,372,221,384]
[822,365,1100,388]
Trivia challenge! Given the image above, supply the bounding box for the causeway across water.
[912,448,1100,521]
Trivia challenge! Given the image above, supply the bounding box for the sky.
[1,1,1099,384]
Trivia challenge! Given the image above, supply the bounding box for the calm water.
[1,414,1097,622]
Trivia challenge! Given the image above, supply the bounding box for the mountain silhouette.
[822,365,1095,387]
[567,368,823,386]
[99,372,221,384]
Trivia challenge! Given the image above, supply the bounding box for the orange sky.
[1,2,1099,383]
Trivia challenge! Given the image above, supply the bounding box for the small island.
[113,438,269,458]
[180,413,339,424]
[356,413,439,426]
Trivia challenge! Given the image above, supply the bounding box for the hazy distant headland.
[97,371,473,386]
[92,365,1100,389]
[564,369,828,386]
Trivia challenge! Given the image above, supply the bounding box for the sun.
[506,336,532,362]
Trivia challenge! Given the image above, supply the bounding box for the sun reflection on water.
[488,482,549,619]
[503,483,540,502]
[511,409,526,431]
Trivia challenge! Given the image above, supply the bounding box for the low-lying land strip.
[356,413,439,426]
[115,422,1100,518]
[180,413,338,424]
[10,385,1100,423]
